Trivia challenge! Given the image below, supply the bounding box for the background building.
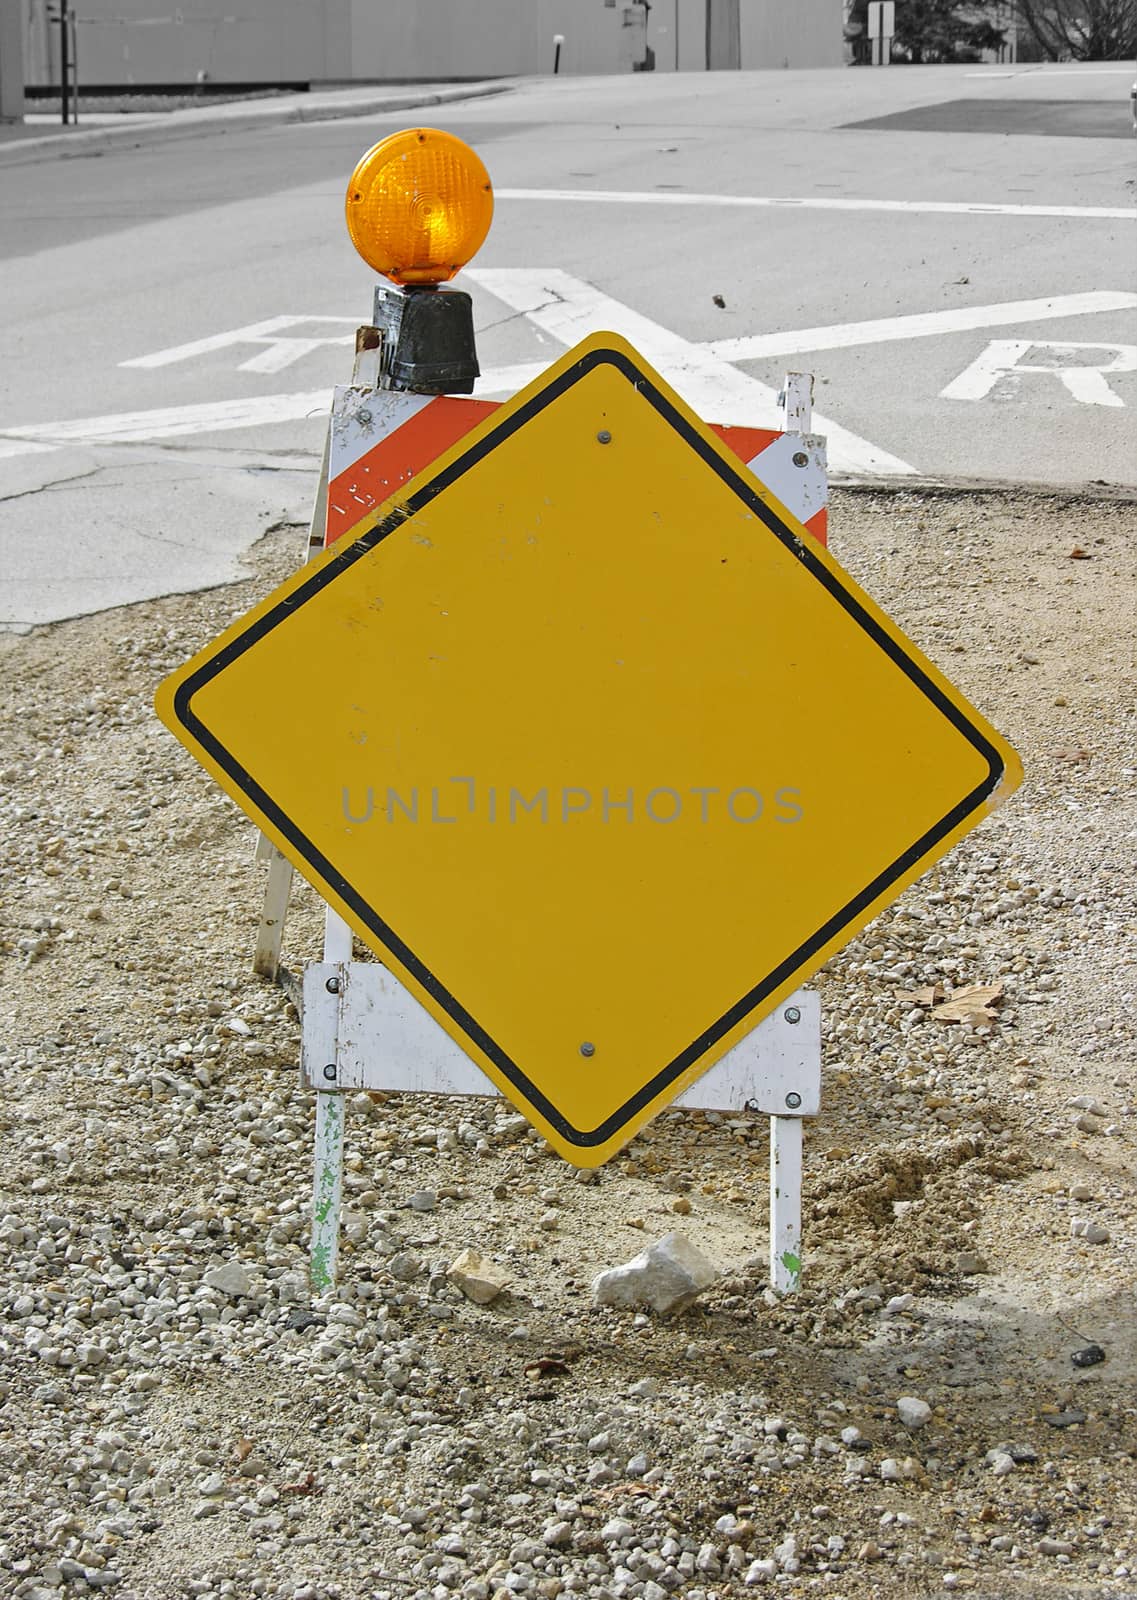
[22,0,843,90]
[2,0,25,117]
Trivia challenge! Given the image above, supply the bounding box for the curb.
[0,80,515,166]
[829,472,1137,502]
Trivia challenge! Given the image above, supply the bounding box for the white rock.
[897,1396,932,1429]
[885,1293,915,1315]
[203,1260,252,1298]
[773,1533,798,1569]
[591,1231,719,1315]
[1071,1219,1111,1244]
[695,1542,721,1574]
[446,1247,510,1305]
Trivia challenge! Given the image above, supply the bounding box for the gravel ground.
[0,484,1134,1600]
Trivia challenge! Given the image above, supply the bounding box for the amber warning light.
[345,127,494,286]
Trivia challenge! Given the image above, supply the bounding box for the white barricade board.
[300,940,819,1294]
[301,958,820,1117]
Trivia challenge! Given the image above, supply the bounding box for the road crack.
[0,465,103,505]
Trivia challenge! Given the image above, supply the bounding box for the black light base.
[372,284,480,394]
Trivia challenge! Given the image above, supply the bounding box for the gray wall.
[348,0,629,78]
[25,0,334,87]
[1,0,26,116]
[741,0,844,68]
[23,0,843,87]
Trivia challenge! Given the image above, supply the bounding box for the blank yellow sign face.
[156,334,1021,1165]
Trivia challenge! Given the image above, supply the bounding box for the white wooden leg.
[252,847,294,979]
[780,370,813,433]
[770,1115,803,1294]
[310,1090,345,1292]
[306,422,332,560]
[324,906,353,963]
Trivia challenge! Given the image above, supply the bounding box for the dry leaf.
[931,982,1004,1025]
[281,1471,321,1496]
[894,984,944,1008]
[1053,747,1091,764]
[1068,547,1092,559]
[595,1480,658,1501]
[233,1437,254,1464]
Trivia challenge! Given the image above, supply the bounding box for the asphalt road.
[1,63,1134,626]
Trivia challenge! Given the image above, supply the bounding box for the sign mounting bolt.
[325,976,340,994]
[579,1041,596,1057]
[784,1006,801,1024]
[322,1063,337,1082]
[792,451,808,468]
[785,1091,803,1109]
[596,430,612,444]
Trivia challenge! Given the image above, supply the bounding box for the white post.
[310,1091,345,1292]
[308,906,355,1290]
[769,1115,803,1293]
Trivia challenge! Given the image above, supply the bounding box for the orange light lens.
[345,128,494,286]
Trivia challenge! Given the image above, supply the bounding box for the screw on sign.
[154,132,1021,1289]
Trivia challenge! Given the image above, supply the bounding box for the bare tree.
[1014,0,1137,57]
[847,0,1007,61]
[890,0,1008,61]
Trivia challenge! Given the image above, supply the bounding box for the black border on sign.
[173,348,1006,1147]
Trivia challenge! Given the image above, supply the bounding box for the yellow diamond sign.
[156,333,1021,1165]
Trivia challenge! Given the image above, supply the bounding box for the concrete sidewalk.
[0,79,515,165]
